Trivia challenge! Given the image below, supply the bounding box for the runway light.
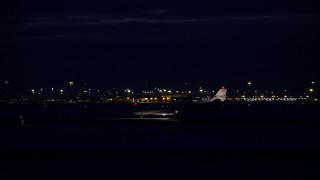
[309,88,314,92]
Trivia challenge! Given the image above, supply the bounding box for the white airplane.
[199,87,227,103]
[133,110,179,118]
[133,87,227,118]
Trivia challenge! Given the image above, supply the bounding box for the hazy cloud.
[1,13,319,41]
[2,14,320,29]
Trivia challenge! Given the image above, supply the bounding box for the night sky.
[1,1,320,92]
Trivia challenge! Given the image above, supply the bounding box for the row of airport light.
[4,80,317,101]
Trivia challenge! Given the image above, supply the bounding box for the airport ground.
[0,103,320,179]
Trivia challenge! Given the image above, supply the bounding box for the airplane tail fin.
[212,87,227,102]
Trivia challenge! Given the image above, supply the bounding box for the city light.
[2,82,318,103]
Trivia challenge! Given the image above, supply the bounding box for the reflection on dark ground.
[0,103,320,179]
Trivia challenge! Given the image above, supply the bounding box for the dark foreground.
[0,103,320,179]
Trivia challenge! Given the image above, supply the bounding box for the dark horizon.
[1,1,320,92]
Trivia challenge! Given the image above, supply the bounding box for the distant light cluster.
[0,81,318,103]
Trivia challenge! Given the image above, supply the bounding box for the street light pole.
[69,82,74,101]
[51,88,54,101]
[247,81,252,98]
